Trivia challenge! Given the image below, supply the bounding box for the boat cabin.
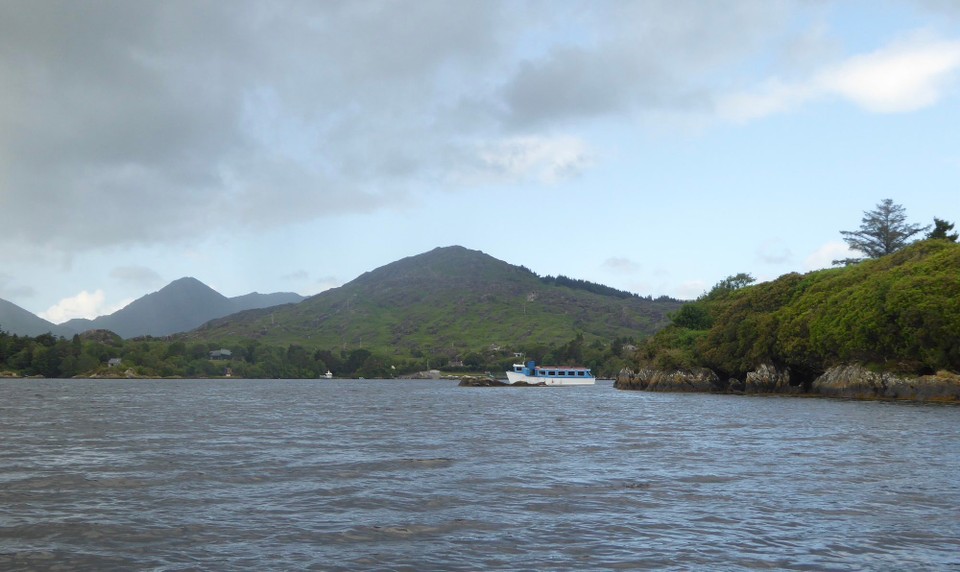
[512,361,593,379]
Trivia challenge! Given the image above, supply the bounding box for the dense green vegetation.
[0,327,639,379]
[635,240,960,382]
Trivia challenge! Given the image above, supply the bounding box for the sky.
[1,1,958,324]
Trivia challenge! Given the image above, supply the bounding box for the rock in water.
[458,376,507,387]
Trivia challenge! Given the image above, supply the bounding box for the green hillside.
[636,240,960,384]
[186,246,682,361]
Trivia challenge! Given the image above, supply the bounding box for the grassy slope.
[186,246,682,356]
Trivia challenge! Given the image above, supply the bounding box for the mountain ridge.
[1,278,305,338]
[186,245,683,358]
[0,298,75,338]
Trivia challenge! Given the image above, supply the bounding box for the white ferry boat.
[506,361,596,386]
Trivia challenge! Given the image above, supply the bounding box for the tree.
[926,217,959,242]
[833,199,928,265]
[701,273,755,300]
[671,302,713,330]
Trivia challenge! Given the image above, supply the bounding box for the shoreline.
[615,364,960,403]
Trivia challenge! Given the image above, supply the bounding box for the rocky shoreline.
[615,364,960,402]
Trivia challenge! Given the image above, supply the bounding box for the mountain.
[231,291,306,311]
[61,278,305,338]
[0,298,74,337]
[187,246,683,357]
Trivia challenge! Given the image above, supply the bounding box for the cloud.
[821,35,960,112]
[279,270,340,295]
[312,276,341,295]
[0,1,800,257]
[11,1,954,263]
[673,280,709,301]
[804,241,855,270]
[756,239,794,265]
[497,2,792,127]
[39,290,131,323]
[718,33,960,121]
[0,273,36,300]
[0,2,507,252]
[110,266,164,289]
[602,257,642,273]
[470,135,594,184]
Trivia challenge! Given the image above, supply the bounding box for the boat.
[506,361,596,386]
[324,370,333,379]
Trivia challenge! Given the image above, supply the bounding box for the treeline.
[540,274,639,299]
[635,240,960,382]
[0,327,638,380]
[517,265,679,302]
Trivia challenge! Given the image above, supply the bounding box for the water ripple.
[1,379,958,571]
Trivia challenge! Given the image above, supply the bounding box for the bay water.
[1,378,958,570]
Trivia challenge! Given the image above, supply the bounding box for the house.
[107,358,122,368]
[209,349,233,360]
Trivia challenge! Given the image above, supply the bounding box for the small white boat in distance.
[324,370,333,379]
[506,361,596,386]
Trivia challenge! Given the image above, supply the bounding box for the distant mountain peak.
[161,276,219,292]
[56,277,304,338]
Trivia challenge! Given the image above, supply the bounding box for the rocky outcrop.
[813,365,960,401]
[744,363,798,394]
[617,362,960,402]
[457,376,507,387]
[614,368,640,389]
[615,367,721,392]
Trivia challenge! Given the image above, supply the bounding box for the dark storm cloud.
[0,1,803,254]
[498,1,792,127]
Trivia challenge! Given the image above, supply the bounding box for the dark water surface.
[1,378,958,571]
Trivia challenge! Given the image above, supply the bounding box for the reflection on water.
[1,378,958,570]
